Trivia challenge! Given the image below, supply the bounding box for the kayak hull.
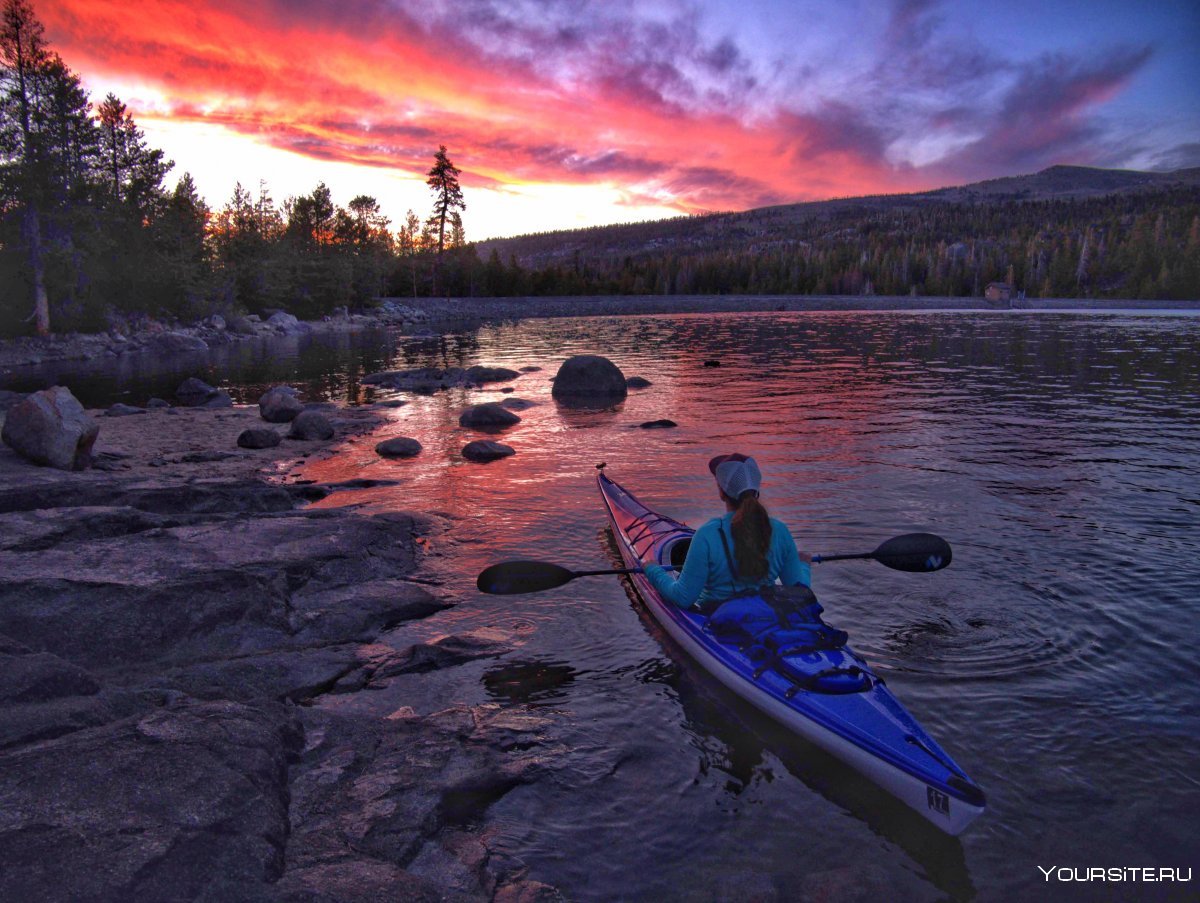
[597,471,985,835]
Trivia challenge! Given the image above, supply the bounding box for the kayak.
[597,470,986,835]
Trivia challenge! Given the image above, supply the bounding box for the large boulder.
[226,315,257,335]
[1,386,99,470]
[288,410,334,441]
[258,386,303,423]
[462,440,515,462]
[458,403,521,430]
[552,355,627,405]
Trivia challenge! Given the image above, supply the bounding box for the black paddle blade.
[477,560,577,594]
[871,533,953,572]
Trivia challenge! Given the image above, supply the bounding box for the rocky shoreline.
[4,292,1197,375]
[0,397,565,901]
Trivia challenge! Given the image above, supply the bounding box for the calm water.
[9,311,1200,900]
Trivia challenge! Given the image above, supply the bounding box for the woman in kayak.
[643,453,810,612]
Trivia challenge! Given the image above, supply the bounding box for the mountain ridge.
[476,165,1200,266]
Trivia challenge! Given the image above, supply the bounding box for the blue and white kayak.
[597,470,986,835]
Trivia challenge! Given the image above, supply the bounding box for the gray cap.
[709,453,761,499]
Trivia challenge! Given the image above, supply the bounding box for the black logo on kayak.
[927,787,950,814]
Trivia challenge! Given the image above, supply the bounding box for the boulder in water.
[462,440,515,462]
[626,376,652,389]
[458,403,521,430]
[375,437,422,459]
[552,355,627,405]
[154,332,208,354]
[1,386,99,470]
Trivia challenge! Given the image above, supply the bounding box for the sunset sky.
[39,0,1200,240]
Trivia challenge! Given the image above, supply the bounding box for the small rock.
[289,411,334,440]
[500,387,515,394]
[462,440,515,462]
[375,437,422,459]
[639,419,677,429]
[703,360,721,368]
[626,376,652,388]
[518,366,542,372]
[459,403,521,430]
[1,386,99,470]
[146,398,170,409]
[105,403,146,417]
[499,398,536,411]
[238,428,282,449]
[259,386,303,423]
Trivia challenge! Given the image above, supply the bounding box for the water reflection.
[13,309,1199,900]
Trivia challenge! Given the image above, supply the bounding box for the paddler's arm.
[644,526,715,609]
[773,520,812,588]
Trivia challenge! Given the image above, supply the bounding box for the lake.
[8,309,1200,900]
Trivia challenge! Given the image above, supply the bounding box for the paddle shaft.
[811,552,872,563]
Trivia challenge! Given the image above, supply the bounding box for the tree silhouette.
[426,144,464,255]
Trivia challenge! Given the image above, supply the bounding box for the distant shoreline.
[2,293,1197,376]
[404,293,1200,324]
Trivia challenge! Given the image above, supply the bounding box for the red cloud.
[37,0,1151,217]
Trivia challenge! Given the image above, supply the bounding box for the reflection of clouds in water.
[279,311,1200,901]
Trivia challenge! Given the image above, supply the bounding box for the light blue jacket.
[644,514,810,610]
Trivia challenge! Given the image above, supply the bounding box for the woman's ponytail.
[731,491,770,580]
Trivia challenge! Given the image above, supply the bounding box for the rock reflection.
[482,659,578,704]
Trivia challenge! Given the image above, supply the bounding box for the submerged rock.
[462,440,515,462]
[1,386,99,471]
[552,355,627,405]
[465,365,519,384]
[626,376,652,388]
[639,419,677,429]
[459,403,521,430]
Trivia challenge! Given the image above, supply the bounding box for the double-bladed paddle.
[476,532,952,595]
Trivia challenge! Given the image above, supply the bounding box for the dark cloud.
[929,45,1154,180]
[1150,142,1200,171]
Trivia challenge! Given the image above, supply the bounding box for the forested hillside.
[477,169,1200,301]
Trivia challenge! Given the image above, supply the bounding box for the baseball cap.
[708,453,761,499]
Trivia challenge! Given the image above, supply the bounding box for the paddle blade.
[871,533,953,572]
[477,560,577,594]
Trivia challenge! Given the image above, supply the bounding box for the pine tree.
[1,0,52,333]
[425,144,464,262]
